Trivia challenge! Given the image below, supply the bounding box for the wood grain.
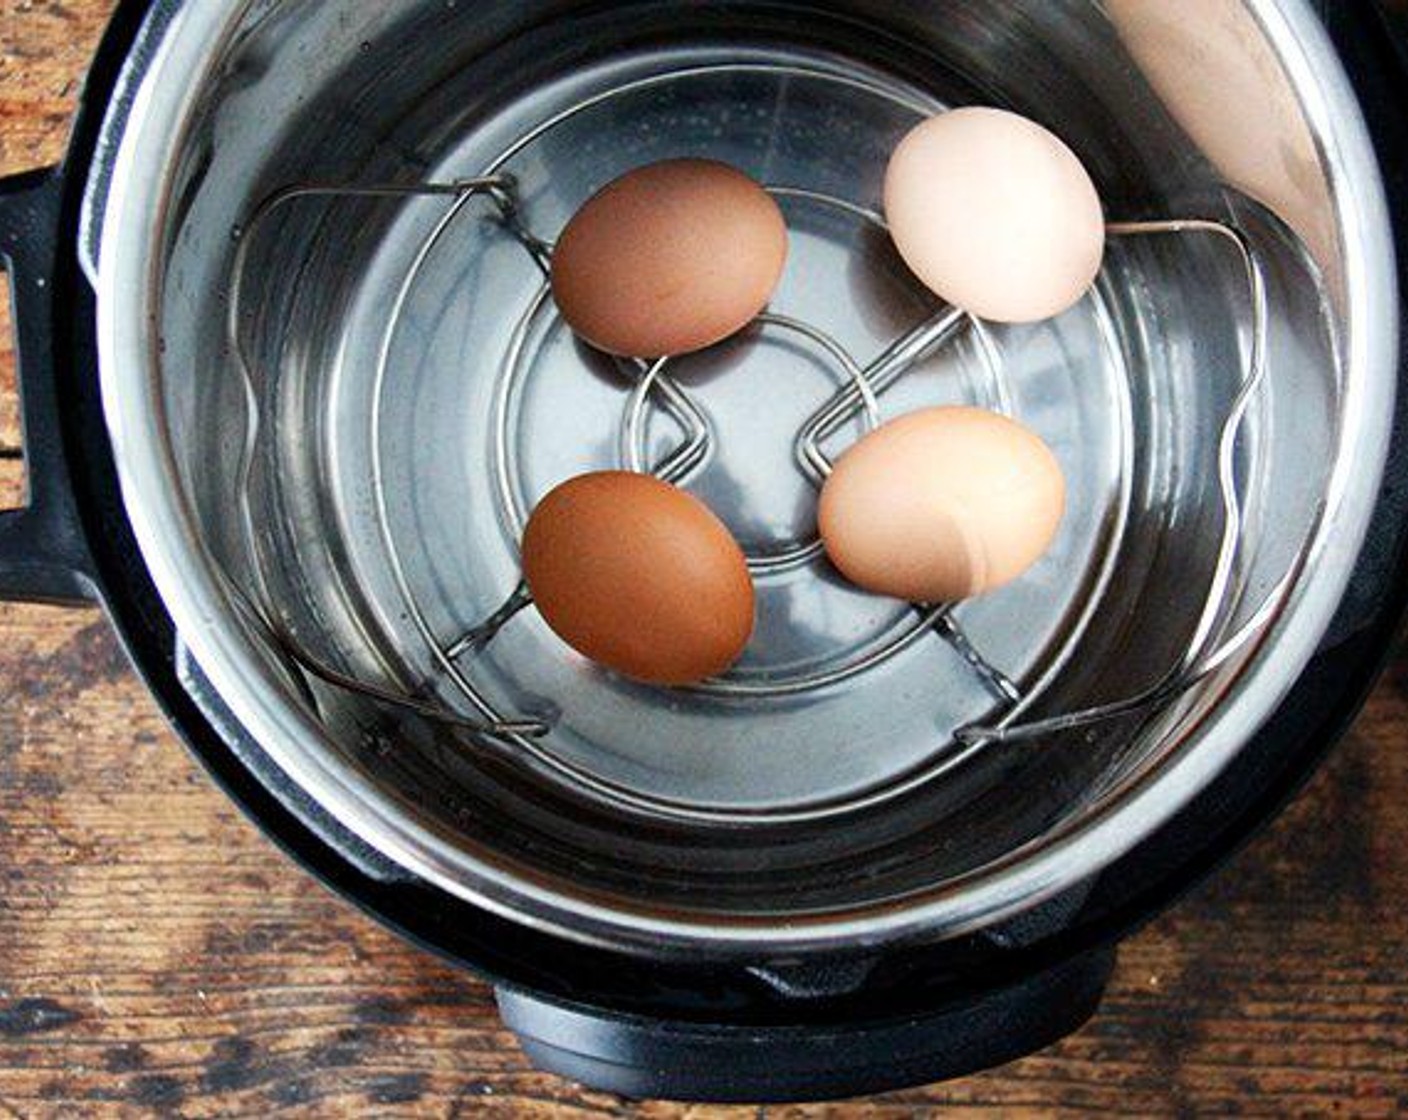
[1,0,109,460]
[0,455,22,516]
[2,3,1407,1116]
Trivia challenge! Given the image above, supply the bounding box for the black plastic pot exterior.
[0,0,1403,1103]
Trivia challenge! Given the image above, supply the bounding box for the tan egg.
[551,159,788,357]
[522,472,755,686]
[818,407,1066,603]
[884,108,1106,323]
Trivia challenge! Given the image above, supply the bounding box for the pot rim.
[93,0,1398,959]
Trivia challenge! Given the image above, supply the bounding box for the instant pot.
[1,0,1405,1102]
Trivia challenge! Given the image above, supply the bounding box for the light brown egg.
[818,407,1066,603]
[522,472,755,686]
[551,159,788,357]
[884,108,1106,323]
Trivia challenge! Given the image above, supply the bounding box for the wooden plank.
[1,2,1407,1116]
[0,608,1404,1117]
[0,0,116,176]
[0,455,21,511]
[0,0,117,458]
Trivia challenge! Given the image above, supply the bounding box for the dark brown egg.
[522,472,756,686]
[551,159,788,358]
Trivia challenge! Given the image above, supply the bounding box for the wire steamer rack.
[225,163,1297,829]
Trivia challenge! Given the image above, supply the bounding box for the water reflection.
[1106,0,1339,297]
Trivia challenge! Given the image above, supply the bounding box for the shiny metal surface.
[228,178,1277,820]
[91,0,1397,956]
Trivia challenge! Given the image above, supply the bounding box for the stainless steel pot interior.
[92,0,1397,954]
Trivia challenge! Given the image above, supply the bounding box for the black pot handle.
[496,947,1114,1103]
[0,168,96,605]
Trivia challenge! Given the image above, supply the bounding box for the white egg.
[884,107,1106,323]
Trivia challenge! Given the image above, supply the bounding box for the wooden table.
[2,3,1406,1115]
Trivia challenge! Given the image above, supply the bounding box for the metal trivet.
[224,173,1293,826]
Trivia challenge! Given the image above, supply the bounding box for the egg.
[522,472,755,686]
[551,159,788,357]
[884,108,1106,323]
[818,407,1066,603]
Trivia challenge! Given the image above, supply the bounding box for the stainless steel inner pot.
[91,0,1397,956]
